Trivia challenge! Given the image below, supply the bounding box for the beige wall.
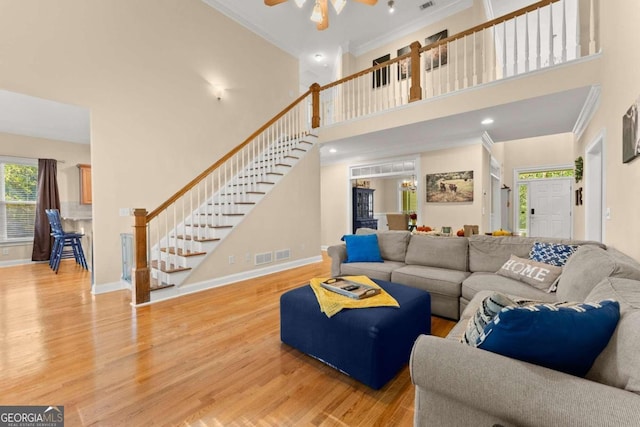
[0,132,91,264]
[576,2,640,260]
[0,0,301,285]
[321,161,350,247]
[421,143,486,233]
[353,1,487,73]
[185,148,321,283]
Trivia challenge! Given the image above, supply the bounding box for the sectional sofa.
[327,228,640,425]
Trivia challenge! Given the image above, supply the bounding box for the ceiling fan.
[264,0,378,31]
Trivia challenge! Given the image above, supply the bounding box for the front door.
[529,179,572,238]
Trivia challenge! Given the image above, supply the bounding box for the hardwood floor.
[0,254,455,426]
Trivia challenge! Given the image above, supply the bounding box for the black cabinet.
[352,187,378,233]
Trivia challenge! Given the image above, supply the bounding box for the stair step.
[160,247,207,257]
[239,172,283,179]
[185,224,234,229]
[150,278,175,291]
[231,181,274,186]
[173,235,221,242]
[292,148,306,152]
[210,201,255,206]
[194,212,245,217]
[151,260,191,274]
[222,191,266,196]
[275,163,292,168]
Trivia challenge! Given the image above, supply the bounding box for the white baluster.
[589,0,596,54]
[513,17,518,75]
[502,21,507,78]
[455,40,460,90]
[524,12,530,72]
[446,41,452,93]
[575,0,581,59]
[561,0,567,62]
[536,7,542,69]
[549,2,555,66]
[472,32,478,86]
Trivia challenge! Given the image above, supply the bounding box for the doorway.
[585,131,605,242]
[514,166,574,238]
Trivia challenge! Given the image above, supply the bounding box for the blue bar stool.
[45,209,88,273]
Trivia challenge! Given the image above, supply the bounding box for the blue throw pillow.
[477,300,620,377]
[342,234,383,263]
[529,242,578,266]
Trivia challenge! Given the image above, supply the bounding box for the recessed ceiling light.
[314,53,323,62]
[329,148,337,153]
[481,118,494,125]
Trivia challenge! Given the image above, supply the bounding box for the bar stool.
[45,209,88,273]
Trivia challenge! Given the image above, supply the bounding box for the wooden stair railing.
[132,89,314,304]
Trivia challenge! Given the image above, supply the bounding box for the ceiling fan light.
[294,0,306,7]
[331,0,346,14]
[310,1,323,23]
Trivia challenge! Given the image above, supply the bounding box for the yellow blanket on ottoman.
[309,275,400,317]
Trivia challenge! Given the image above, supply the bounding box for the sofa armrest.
[410,335,640,427]
[326,244,347,277]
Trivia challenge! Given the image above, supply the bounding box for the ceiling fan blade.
[352,0,377,5]
[317,0,329,30]
[264,0,288,6]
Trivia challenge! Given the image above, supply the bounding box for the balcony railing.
[316,0,599,128]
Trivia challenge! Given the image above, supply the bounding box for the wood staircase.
[147,135,316,295]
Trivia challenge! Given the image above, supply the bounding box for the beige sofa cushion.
[461,272,556,304]
[468,235,537,272]
[557,245,640,302]
[340,260,405,282]
[405,235,468,271]
[355,228,411,262]
[586,277,640,395]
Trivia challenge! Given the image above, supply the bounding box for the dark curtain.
[31,159,60,261]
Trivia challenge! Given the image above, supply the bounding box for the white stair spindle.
[502,22,507,78]
[463,35,468,87]
[575,0,582,58]
[549,2,555,66]
[472,32,478,86]
[536,7,542,69]
[513,17,518,76]
[589,0,596,54]
[524,12,530,72]
[561,0,567,62]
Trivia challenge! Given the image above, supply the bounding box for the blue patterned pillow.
[529,242,578,266]
[477,300,620,377]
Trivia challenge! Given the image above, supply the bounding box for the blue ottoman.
[280,279,431,389]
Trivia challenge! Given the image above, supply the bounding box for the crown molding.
[481,131,495,152]
[572,85,601,141]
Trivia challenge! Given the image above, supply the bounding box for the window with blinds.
[0,158,38,243]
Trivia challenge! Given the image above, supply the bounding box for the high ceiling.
[203,0,474,88]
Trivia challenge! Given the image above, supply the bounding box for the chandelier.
[264,0,378,31]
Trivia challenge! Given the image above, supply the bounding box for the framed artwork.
[424,29,448,71]
[397,45,411,80]
[372,53,390,88]
[426,170,474,203]
[622,96,640,163]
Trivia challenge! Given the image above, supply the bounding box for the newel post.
[310,83,321,128]
[132,208,150,305]
[409,41,422,102]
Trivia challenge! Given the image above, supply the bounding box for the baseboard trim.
[133,255,323,307]
[0,259,35,268]
[92,280,131,295]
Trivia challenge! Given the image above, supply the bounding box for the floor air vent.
[275,249,291,261]
[255,252,273,266]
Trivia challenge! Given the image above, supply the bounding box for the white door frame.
[513,164,574,238]
[585,129,606,242]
